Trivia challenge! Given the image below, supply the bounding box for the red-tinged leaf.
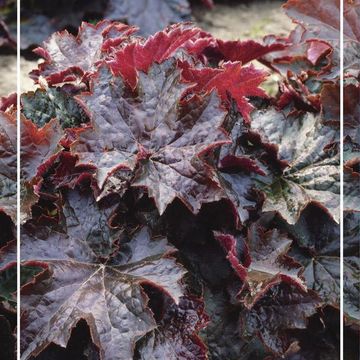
[104,0,191,36]
[73,60,229,214]
[48,152,95,191]
[0,240,16,272]
[215,227,305,308]
[21,117,63,182]
[251,108,339,224]
[283,0,340,41]
[0,111,16,222]
[181,61,268,123]
[321,83,340,124]
[284,0,359,46]
[282,0,345,77]
[137,296,209,360]
[201,0,214,9]
[0,92,17,112]
[31,21,137,85]
[210,39,285,65]
[108,23,204,89]
[21,189,186,360]
[239,283,320,355]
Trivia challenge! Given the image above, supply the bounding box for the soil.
[0,0,294,97]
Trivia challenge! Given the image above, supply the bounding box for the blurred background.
[0,0,294,97]
[0,0,16,97]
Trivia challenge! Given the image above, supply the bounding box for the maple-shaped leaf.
[107,23,205,89]
[136,296,208,360]
[239,283,320,355]
[104,0,191,36]
[21,117,63,182]
[31,21,137,85]
[72,60,229,215]
[21,189,186,360]
[21,88,89,129]
[0,111,16,223]
[251,108,339,224]
[180,61,268,123]
[215,226,305,308]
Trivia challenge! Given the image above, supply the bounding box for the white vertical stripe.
[339,0,344,359]
[16,0,20,359]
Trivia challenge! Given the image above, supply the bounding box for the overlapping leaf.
[181,61,268,123]
[215,227,305,308]
[21,116,63,182]
[31,20,137,85]
[137,296,208,359]
[0,111,16,222]
[21,189,186,360]
[239,283,320,355]
[21,88,89,128]
[107,23,207,89]
[250,108,339,224]
[72,60,229,214]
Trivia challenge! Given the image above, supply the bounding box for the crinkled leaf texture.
[251,108,339,224]
[21,189,186,360]
[73,60,229,214]
[240,283,320,355]
[31,20,137,85]
[107,23,206,89]
[0,111,17,222]
[137,296,208,360]
[21,116,63,182]
[181,61,268,123]
[21,88,89,129]
[215,227,305,308]
[0,111,16,360]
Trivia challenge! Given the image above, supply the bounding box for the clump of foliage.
[18,0,359,359]
[0,95,17,360]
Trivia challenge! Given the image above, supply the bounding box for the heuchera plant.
[0,96,17,360]
[18,0,359,359]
